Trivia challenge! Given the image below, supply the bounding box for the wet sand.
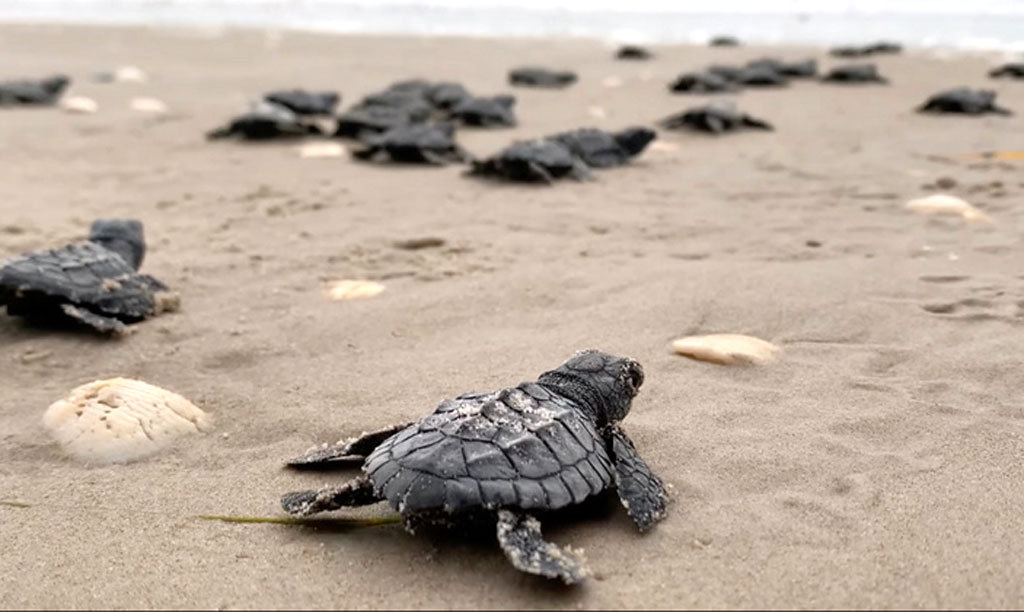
[1,23,1023,610]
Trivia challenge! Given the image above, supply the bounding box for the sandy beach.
[1,23,1023,610]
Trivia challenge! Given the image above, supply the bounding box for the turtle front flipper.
[285,421,415,469]
[281,475,380,516]
[61,303,127,334]
[495,509,589,585]
[608,425,669,532]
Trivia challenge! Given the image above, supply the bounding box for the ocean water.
[1,0,1024,51]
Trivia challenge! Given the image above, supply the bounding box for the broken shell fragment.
[130,97,168,113]
[60,96,98,114]
[298,142,346,159]
[601,76,624,88]
[671,333,781,365]
[114,65,148,83]
[43,378,213,464]
[905,194,991,223]
[324,279,386,301]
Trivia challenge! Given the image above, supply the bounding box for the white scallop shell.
[60,96,98,114]
[130,97,168,113]
[43,378,213,464]
[298,142,346,158]
[672,334,781,366]
[323,279,386,301]
[905,194,991,223]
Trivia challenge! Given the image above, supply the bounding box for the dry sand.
[1,23,1023,610]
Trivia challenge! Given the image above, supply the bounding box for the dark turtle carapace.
[668,72,737,94]
[0,219,178,334]
[207,101,323,140]
[989,62,1024,79]
[281,350,669,584]
[262,89,340,116]
[709,35,740,47]
[0,74,70,106]
[548,126,656,168]
[450,95,517,127]
[469,139,591,184]
[660,102,773,134]
[508,67,578,89]
[616,45,652,60]
[916,87,1012,116]
[746,58,817,78]
[821,63,888,84]
[353,122,469,165]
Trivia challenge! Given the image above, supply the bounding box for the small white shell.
[298,142,346,159]
[587,105,607,119]
[60,96,98,114]
[323,279,386,301]
[905,194,991,223]
[672,334,781,365]
[130,97,168,113]
[43,378,213,464]
[601,76,624,88]
[114,65,148,83]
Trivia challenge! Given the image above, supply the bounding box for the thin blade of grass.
[197,514,400,528]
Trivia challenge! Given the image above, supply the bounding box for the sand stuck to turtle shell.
[672,333,781,365]
[43,378,213,464]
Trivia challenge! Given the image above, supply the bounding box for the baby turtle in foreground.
[0,219,178,334]
[916,87,1012,116]
[263,89,340,116]
[668,72,737,93]
[989,63,1024,79]
[548,126,656,168]
[821,64,888,84]
[746,58,817,78]
[281,350,668,584]
[353,122,470,165]
[508,67,578,88]
[469,139,591,184]
[0,74,70,106]
[709,35,740,47]
[449,95,517,127]
[660,102,773,134]
[207,101,322,140]
[616,45,652,60]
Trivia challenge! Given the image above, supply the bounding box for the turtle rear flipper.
[495,509,589,585]
[286,421,414,468]
[609,425,669,532]
[281,476,380,516]
[743,115,774,130]
[61,303,127,334]
[991,105,1014,116]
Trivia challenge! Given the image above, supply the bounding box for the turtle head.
[614,127,656,157]
[88,218,146,270]
[538,349,644,426]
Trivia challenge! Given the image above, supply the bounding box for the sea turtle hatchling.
[547,126,656,168]
[207,101,323,140]
[280,350,669,584]
[468,139,591,184]
[821,63,888,84]
[353,122,470,165]
[262,89,340,116]
[616,45,652,60]
[0,219,178,334]
[746,58,817,78]
[508,67,578,88]
[449,95,517,127]
[916,87,1012,116]
[989,63,1024,79]
[668,71,738,94]
[0,74,70,106]
[659,101,773,134]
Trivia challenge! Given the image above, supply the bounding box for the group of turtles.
[0,218,666,584]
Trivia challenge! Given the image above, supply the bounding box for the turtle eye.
[625,362,644,391]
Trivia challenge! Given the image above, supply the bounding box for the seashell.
[298,142,346,159]
[587,105,607,119]
[601,76,624,88]
[130,97,168,113]
[114,65,147,82]
[43,378,213,464]
[671,333,781,365]
[649,141,680,153]
[60,96,98,114]
[324,279,385,301]
[905,194,991,223]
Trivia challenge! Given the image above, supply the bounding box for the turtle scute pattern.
[362,383,615,515]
